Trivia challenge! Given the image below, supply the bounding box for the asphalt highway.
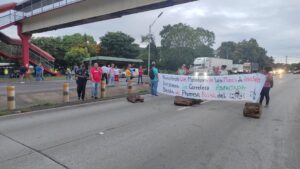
[0,74,299,169]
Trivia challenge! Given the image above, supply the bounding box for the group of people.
[18,64,44,83]
[124,64,144,85]
[75,63,120,101]
[176,64,194,75]
[75,63,151,101]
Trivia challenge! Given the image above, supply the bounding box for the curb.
[0,91,150,118]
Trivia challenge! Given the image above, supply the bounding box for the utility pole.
[285,56,288,65]
[148,12,163,75]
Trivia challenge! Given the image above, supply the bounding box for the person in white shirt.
[108,64,115,85]
[102,65,108,84]
[114,66,120,82]
[220,65,228,76]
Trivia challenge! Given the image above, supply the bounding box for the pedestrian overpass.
[0,0,196,70]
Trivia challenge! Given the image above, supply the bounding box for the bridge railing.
[0,39,55,72]
[0,40,22,57]
[0,0,81,29]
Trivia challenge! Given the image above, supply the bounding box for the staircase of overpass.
[0,0,80,75]
[0,32,56,75]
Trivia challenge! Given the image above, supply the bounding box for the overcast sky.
[1,0,300,63]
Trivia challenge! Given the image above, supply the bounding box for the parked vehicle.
[193,57,233,76]
[232,64,244,74]
[243,62,259,73]
[293,69,300,74]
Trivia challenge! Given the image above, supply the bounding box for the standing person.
[108,64,115,86]
[149,62,159,96]
[102,64,108,84]
[177,64,187,75]
[220,65,228,76]
[259,67,273,107]
[138,65,143,84]
[35,64,42,81]
[114,66,120,82]
[75,64,89,101]
[74,65,79,74]
[40,64,44,80]
[19,66,27,83]
[188,65,194,75]
[125,64,132,82]
[106,65,111,84]
[66,68,72,81]
[130,65,134,80]
[90,63,102,99]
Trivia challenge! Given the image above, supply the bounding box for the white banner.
[158,73,266,102]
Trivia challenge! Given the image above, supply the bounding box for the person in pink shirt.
[259,67,273,107]
[138,65,143,84]
[90,63,102,99]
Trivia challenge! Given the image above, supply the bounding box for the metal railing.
[0,0,81,28]
[0,41,22,57]
[29,50,55,71]
[0,40,55,71]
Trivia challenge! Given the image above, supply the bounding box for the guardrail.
[0,0,81,29]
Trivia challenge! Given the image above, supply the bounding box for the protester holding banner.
[259,67,273,107]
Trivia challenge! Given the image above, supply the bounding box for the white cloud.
[1,0,300,63]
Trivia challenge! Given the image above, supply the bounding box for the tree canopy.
[217,39,274,68]
[159,23,215,70]
[64,47,90,66]
[99,32,140,59]
[31,33,97,68]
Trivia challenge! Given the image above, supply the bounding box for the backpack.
[149,68,155,80]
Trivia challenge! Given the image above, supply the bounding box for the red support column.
[17,24,32,69]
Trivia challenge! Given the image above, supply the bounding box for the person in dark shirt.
[75,64,89,101]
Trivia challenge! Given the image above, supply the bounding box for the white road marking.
[201,101,211,104]
[177,107,190,111]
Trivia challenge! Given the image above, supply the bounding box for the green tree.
[31,37,66,67]
[159,23,215,70]
[64,47,90,66]
[62,33,97,56]
[217,41,237,60]
[32,33,97,68]
[99,32,140,58]
[217,38,274,68]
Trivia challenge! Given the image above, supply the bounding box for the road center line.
[178,107,190,111]
[201,101,210,104]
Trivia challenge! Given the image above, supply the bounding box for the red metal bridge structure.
[0,0,196,75]
[0,1,80,75]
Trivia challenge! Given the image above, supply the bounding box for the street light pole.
[147,12,163,75]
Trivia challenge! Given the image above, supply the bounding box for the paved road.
[0,74,299,169]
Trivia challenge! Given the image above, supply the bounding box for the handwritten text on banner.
[157,73,266,102]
